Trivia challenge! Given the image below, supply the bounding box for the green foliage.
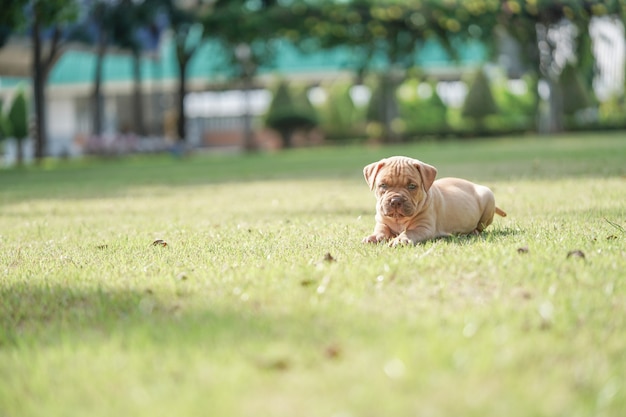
[317,81,364,141]
[265,81,318,147]
[0,0,28,47]
[204,0,281,77]
[365,80,385,125]
[365,75,400,124]
[488,74,536,131]
[0,98,9,141]
[8,88,28,141]
[297,0,500,72]
[364,75,402,140]
[32,0,79,27]
[559,63,594,115]
[397,78,448,134]
[462,68,498,121]
[598,95,626,126]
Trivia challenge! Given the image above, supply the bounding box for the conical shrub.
[265,80,317,147]
[0,98,11,140]
[320,81,360,140]
[7,87,29,164]
[462,68,498,121]
[560,63,593,115]
[8,88,28,141]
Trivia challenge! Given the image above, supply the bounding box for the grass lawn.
[1,132,625,417]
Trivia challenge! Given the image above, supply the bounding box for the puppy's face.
[363,156,437,220]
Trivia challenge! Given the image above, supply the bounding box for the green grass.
[1,132,625,417]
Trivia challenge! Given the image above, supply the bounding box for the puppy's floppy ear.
[413,160,437,191]
[363,160,385,191]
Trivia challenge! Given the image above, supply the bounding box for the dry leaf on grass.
[257,358,291,371]
[567,250,585,259]
[324,344,342,359]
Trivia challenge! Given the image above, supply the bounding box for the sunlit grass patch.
[1,132,625,417]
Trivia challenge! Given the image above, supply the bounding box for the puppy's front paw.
[389,233,414,247]
[362,233,388,244]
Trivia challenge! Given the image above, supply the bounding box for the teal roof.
[0,76,26,89]
[6,37,486,87]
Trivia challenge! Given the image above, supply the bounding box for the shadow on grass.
[0,283,341,356]
[437,226,521,245]
[2,132,625,203]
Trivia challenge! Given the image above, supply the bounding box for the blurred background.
[0,0,624,165]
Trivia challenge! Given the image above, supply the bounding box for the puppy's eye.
[408,183,417,190]
[378,183,388,190]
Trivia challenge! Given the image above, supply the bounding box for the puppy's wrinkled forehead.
[363,156,438,192]
[378,157,421,186]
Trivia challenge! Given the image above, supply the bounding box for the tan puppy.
[363,156,506,246]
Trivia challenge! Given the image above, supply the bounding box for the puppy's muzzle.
[382,195,414,218]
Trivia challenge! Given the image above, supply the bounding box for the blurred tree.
[397,78,448,136]
[265,81,317,148]
[158,0,210,143]
[366,76,401,141]
[85,0,117,137]
[0,98,10,143]
[203,0,284,150]
[30,0,79,163]
[7,87,29,165]
[291,0,499,141]
[0,0,27,47]
[318,82,363,141]
[299,1,429,141]
[79,0,163,138]
[462,68,498,131]
[560,62,594,116]
[498,0,622,132]
[488,74,536,133]
[112,0,163,137]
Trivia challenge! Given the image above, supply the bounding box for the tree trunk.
[93,33,106,137]
[547,77,564,133]
[241,76,255,151]
[32,16,45,164]
[16,138,24,166]
[535,23,564,134]
[176,48,187,142]
[281,127,294,149]
[381,73,399,142]
[527,75,541,132]
[132,50,145,136]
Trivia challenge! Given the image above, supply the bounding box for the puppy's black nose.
[390,196,403,208]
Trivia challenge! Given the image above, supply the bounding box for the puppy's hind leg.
[476,196,496,233]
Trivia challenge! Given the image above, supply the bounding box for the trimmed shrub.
[7,87,29,164]
[365,75,400,141]
[265,81,318,148]
[559,63,594,116]
[397,78,448,135]
[461,68,498,127]
[0,98,11,141]
[317,81,363,141]
[8,88,28,140]
[488,74,536,132]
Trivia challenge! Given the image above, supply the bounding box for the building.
[1,16,623,162]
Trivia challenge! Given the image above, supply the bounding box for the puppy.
[362,156,506,246]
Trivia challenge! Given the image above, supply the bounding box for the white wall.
[590,16,625,101]
[48,98,80,157]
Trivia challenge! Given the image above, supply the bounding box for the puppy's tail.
[495,207,507,217]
